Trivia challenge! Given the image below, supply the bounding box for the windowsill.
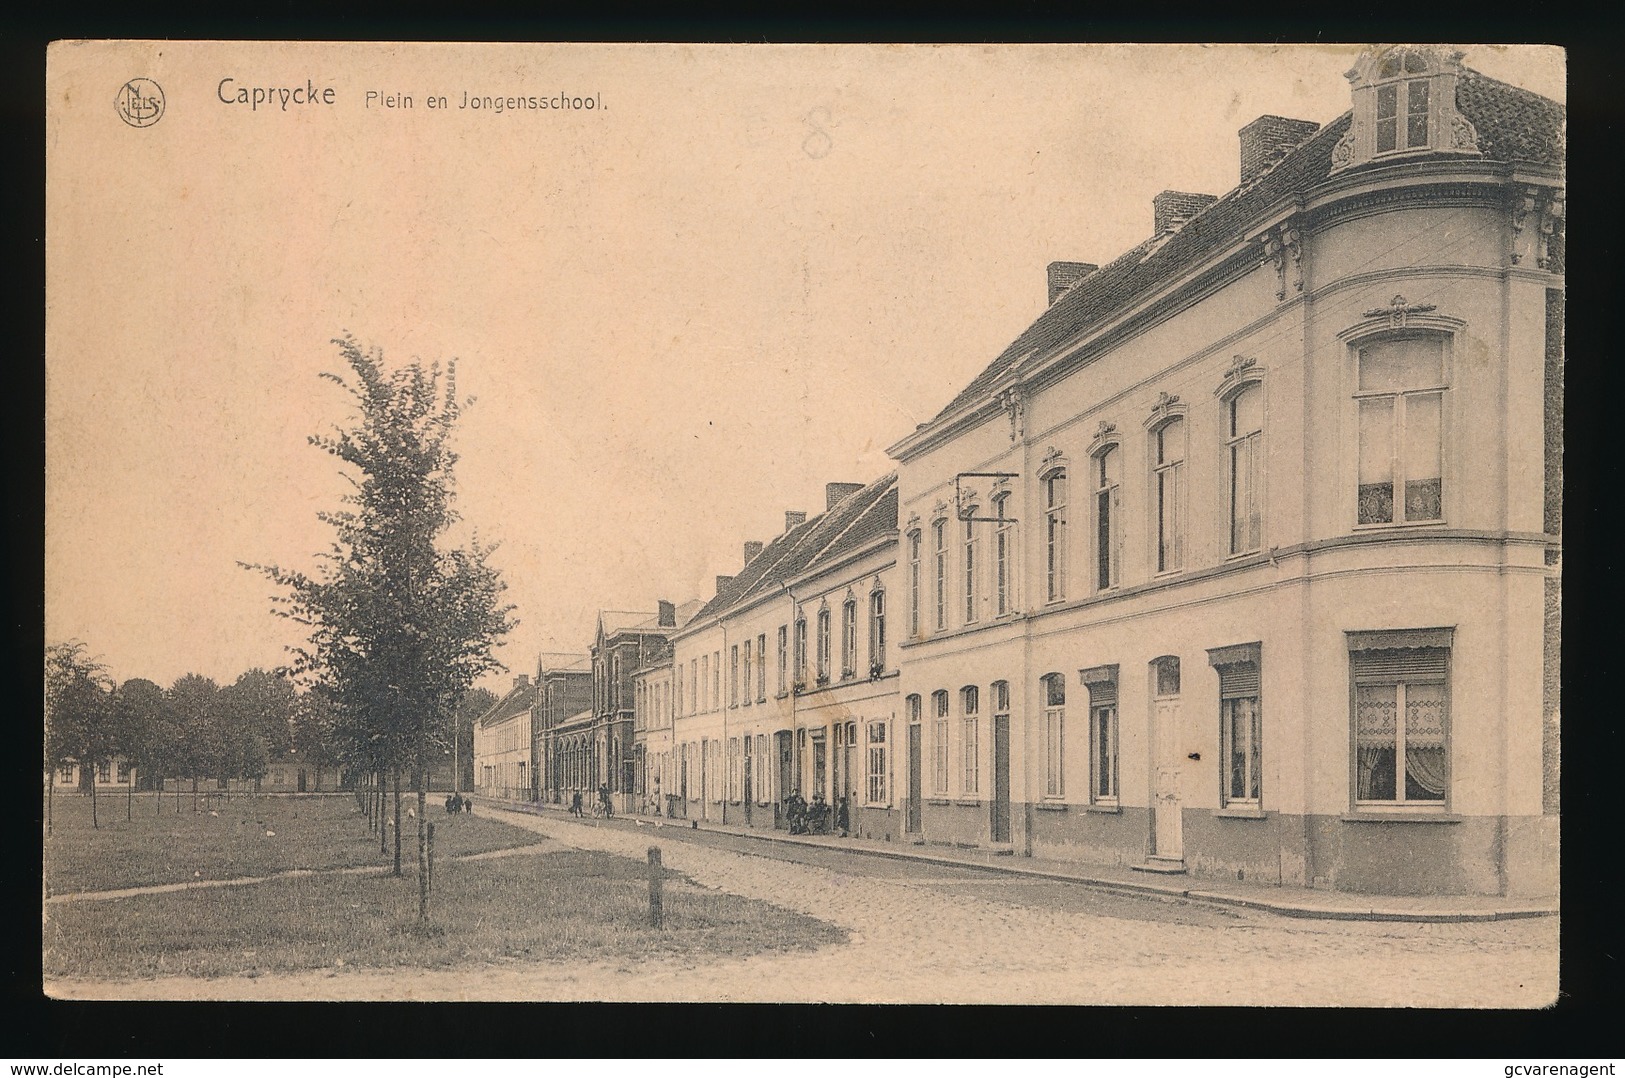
[775,692,789,700]
[1214,805,1267,819]
[926,798,952,806]
[1034,801,1068,812]
[1084,802,1121,814]
[952,798,980,807]
[1352,519,1446,532]
[1341,811,1459,823]
[1226,548,1263,561]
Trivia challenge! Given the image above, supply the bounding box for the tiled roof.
[478,683,536,727]
[538,652,591,675]
[920,68,1563,431]
[688,474,898,627]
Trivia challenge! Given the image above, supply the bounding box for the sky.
[45,42,1565,692]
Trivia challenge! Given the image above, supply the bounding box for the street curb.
[489,800,1558,924]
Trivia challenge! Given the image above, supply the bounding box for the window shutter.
[1217,662,1260,699]
[1351,648,1448,684]
[1086,680,1117,707]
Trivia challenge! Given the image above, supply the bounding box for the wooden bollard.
[647,846,664,928]
[427,821,436,893]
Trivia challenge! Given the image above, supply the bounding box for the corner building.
[887,47,1562,896]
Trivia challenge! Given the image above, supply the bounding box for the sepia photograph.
[43,40,1564,1006]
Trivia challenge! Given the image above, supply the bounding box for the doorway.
[906,721,922,833]
[743,739,753,825]
[991,714,1010,843]
[1151,656,1183,861]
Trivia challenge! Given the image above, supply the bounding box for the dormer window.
[1332,46,1480,174]
[1375,72,1428,154]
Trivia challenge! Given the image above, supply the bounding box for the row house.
[885,47,1562,896]
[472,674,538,801]
[541,601,701,811]
[659,476,901,836]
[531,651,593,805]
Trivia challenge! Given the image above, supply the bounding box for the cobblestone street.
[53,807,1558,1005]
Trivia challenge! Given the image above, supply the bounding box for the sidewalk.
[493,797,1557,924]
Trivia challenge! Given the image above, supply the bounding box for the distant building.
[473,674,538,801]
[50,757,137,790]
[532,651,593,804]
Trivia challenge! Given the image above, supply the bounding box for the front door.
[1153,684,1183,860]
[297,770,307,793]
[906,722,922,833]
[776,731,793,827]
[991,714,1010,843]
[812,735,827,800]
[743,741,753,825]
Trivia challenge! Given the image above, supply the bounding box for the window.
[117,760,132,783]
[742,641,752,706]
[1045,471,1068,602]
[794,617,807,688]
[932,689,950,794]
[731,646,742,707]
[97,762,111,783]
[1153,418,1185,573]
[1351,634,1450,807]
[933,519,948,630]
[1041,673,1066,798]
[1210,644,1262,807]
[1374,49,1432,154]
[963,514,980,623]
[58,764,74,784]
[994,494,1013,616]
[869,589,886,674]
[778,625,788,694]
[841,598,857,678]
[757,633,768,701]
[867,722,888,803]
[816,607,831,683]
[1081,666,1118,803]
[1095,447,1121,590]
[961,686,980,795]
[713,651,721,708]
[1228,384,1264,554]
[1357,335,1445,525]
[908,530,922,637]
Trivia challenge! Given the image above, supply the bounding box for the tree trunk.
[91,771,98,829]
[191,776,199,815]
[379,770,389,854]
[46,773,53,836]
[417,748,429,922]
[392,765,403,877]
[127,774,133,821]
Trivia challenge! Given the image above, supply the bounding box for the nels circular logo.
[116,78,165,128]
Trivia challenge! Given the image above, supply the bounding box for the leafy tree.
[250,336,516,919]
[450,686,497,793]
[166,674,225,812]
[112,677,166,815]
[221,669,298,789]
[45,641,115,830]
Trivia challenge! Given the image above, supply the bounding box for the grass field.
[44,791,533,895]
[42,792,845,980]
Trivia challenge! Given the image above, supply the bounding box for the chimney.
[744,541,764,566]
[826,482,865,510]
[716,575,734,595]
[1153,190,1218,235]
[1047,261,1098,305]
[657,599,676,627]
[785,510,807,532]
[1238,115,1320,184]
[513,673,529,690]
